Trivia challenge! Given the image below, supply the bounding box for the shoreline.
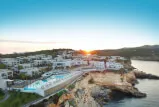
[131,57,159,62]
[58,69,159,107]
[31,61,159,107]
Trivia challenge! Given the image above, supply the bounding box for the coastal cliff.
[61,71,148,107]
[133,70,159,79]
[46,69,159,107]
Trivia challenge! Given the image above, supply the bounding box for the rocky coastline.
[133,70,159,79]
[131,56,159,61]
[60,69,159,107]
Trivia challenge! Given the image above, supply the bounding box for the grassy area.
[0,90,5,101]
[0,91,41,107]
[68,84,75,90]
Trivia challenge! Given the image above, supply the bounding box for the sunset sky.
[0,0,158,54]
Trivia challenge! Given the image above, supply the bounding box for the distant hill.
[139,45,159,49]
[1,45,159,61]
[91,45,159,60]
[0,49,73,58]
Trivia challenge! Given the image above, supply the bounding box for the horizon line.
[1,44,159,55]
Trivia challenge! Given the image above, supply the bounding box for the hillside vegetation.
[0,49,73,58]
[1,45,159,61]
[91,45,159,58]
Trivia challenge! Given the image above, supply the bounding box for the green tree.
[18,65,23,70]
[19,73,27,80]
[0,63,6,69]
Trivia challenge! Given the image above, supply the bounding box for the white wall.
[0,79,7,90]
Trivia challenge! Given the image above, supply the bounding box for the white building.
[72,59,84,66]
[0,79,13,90]
[27,55,37,61]
[0,79,7,90]
[0,69,13,79]
[0,69,13,90]
[33,60,45,66]
[35,54,46,60]
[91,61,105,69]
[109,56,126,61]
[18,63,32,69]
[16,56,27,63]
[27,54,46,61]
[90,61,124,70]
[106,62,124,70]
[52,60,73,69]
[41,55,52,60]
[54,55,64,61]
[19,68,40,76]
[1,58,19,66]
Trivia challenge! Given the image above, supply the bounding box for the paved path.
[0,90,10,103]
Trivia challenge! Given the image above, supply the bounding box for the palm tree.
[20,73,26,80]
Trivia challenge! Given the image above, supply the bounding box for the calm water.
[105,60,159,107]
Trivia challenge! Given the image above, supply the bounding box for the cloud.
[0,39,69,44]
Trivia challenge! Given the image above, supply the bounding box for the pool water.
[42,79,47,82]
[24,74,72,90]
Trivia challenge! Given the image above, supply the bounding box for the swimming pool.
[24,73,72,90]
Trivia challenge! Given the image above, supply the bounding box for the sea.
[104,60,159,107]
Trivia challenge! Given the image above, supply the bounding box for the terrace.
[24,73,73,91]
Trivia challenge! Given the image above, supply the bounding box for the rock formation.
[58,70,159,107]
[133,70,159,79]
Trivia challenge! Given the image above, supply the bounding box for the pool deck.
[22,66,97,107]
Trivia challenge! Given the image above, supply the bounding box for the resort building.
[0,58,20,67]
[72,59,85,66]
[90,61,124,70]
[52,60,73,69]
[19,68,40,76]
[41,55,52,60]
[33,60,45,66]
[19,71,82,96]
[106,62,124,70]
[54,55,64,61]
[16,56,28,64]
[18,63,33,69]
[0,78,13,90]
[0,69,13,79]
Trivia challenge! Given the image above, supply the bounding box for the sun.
[85,50,90,53]
[84,50,91,55]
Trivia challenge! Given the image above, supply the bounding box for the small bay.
[104,60,159,107]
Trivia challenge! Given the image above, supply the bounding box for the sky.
[0,0,159,54]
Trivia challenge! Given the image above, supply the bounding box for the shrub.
[68,84,75,90]
[0,64,6,69]
[88,78,94,84]
[57,90,66,97]
[0,89,4,95]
